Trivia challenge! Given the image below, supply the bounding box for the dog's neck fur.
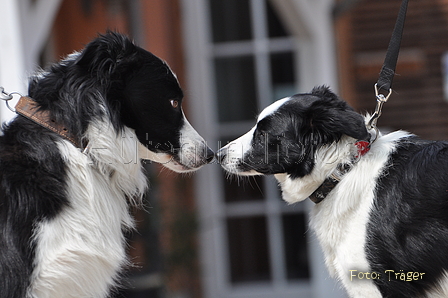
[275,135,359,204]
[309,139,371,204]
[310,130,410,297]
[275,130,411,297]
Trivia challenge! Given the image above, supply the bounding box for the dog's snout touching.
[216,147,227,164]
[206,147,215,163]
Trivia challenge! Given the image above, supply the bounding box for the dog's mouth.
[135,115,214,173]
[216,147,262,176]
[215,129,265,176]
[137,142,214,173]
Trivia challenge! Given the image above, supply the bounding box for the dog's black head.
[28,32,213,172]
[217,86,370,178]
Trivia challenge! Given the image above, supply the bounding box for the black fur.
[219,86,448,297]
[367,137,448,297]
[0,118,68,297]
[28,32,184,152]
[238,86,369,178]
[0,32,201,298]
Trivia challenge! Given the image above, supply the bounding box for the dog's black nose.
[216,147,227,164]
[205,147,215,163]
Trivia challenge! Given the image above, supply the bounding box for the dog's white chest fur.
[274,131,408,298]
[29,123,147,298]
[307,132,408,298]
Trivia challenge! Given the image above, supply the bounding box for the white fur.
[137,112,209,173]
[222,109,413,297]
[274,135,356,204]
[178,113,210,170]
[274,131,411,298]
[257,96,290,121]
[220,126,258,175]
[426,271,448,298]
[28,121,147,298]
[219,97,292,175]
[276,130,410,297]
[304,130,410,298]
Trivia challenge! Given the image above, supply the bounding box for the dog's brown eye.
[170,100,179,108]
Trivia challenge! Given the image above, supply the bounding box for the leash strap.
[376,0,409,93]
[311,1,410,204]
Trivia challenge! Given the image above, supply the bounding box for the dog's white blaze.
[219,97,291,175]
[257,96,291,122]
[178,112,209,170]
[163,60,179,84]
[220,126,259,175]
[29,122,147,298]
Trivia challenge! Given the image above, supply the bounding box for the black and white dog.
[0,32,213,298]
[217,86,448,298]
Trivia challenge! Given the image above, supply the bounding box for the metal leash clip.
[367,84,392,143]
[0,87,13,101]
[0,86,22,112]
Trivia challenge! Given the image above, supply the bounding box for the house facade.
[1,0,448,297]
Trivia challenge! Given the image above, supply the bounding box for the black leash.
[368,0,409,136]
[310,0,410,204]
[376,0,409,93]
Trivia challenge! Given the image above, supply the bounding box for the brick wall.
[338,0,448,140]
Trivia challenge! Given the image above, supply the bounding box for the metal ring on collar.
[0,88,23,113]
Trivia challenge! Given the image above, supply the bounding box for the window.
[204,0,311,296]
[182,0,348,296]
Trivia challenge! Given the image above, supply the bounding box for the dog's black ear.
[286,87,369,179]
[305,86,370,143]
[310,85,338,101]
[75,31,136,77]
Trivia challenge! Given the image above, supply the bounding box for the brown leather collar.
[15,96,82,149]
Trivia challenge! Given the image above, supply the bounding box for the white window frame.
[0,0,62,123]
[181,0,347,297]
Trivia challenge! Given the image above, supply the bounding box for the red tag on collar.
[355,141,370,157]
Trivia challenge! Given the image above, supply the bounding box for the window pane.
[267,0,289,38]
[270,52,296,101]
[215,56,258,122]
[227,216,271,283]
[282,214,310,280]
[222,172,264,203]
[209,0,252,42]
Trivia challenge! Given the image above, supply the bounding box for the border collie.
[217,86,448,298]
[0,32,213,298]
